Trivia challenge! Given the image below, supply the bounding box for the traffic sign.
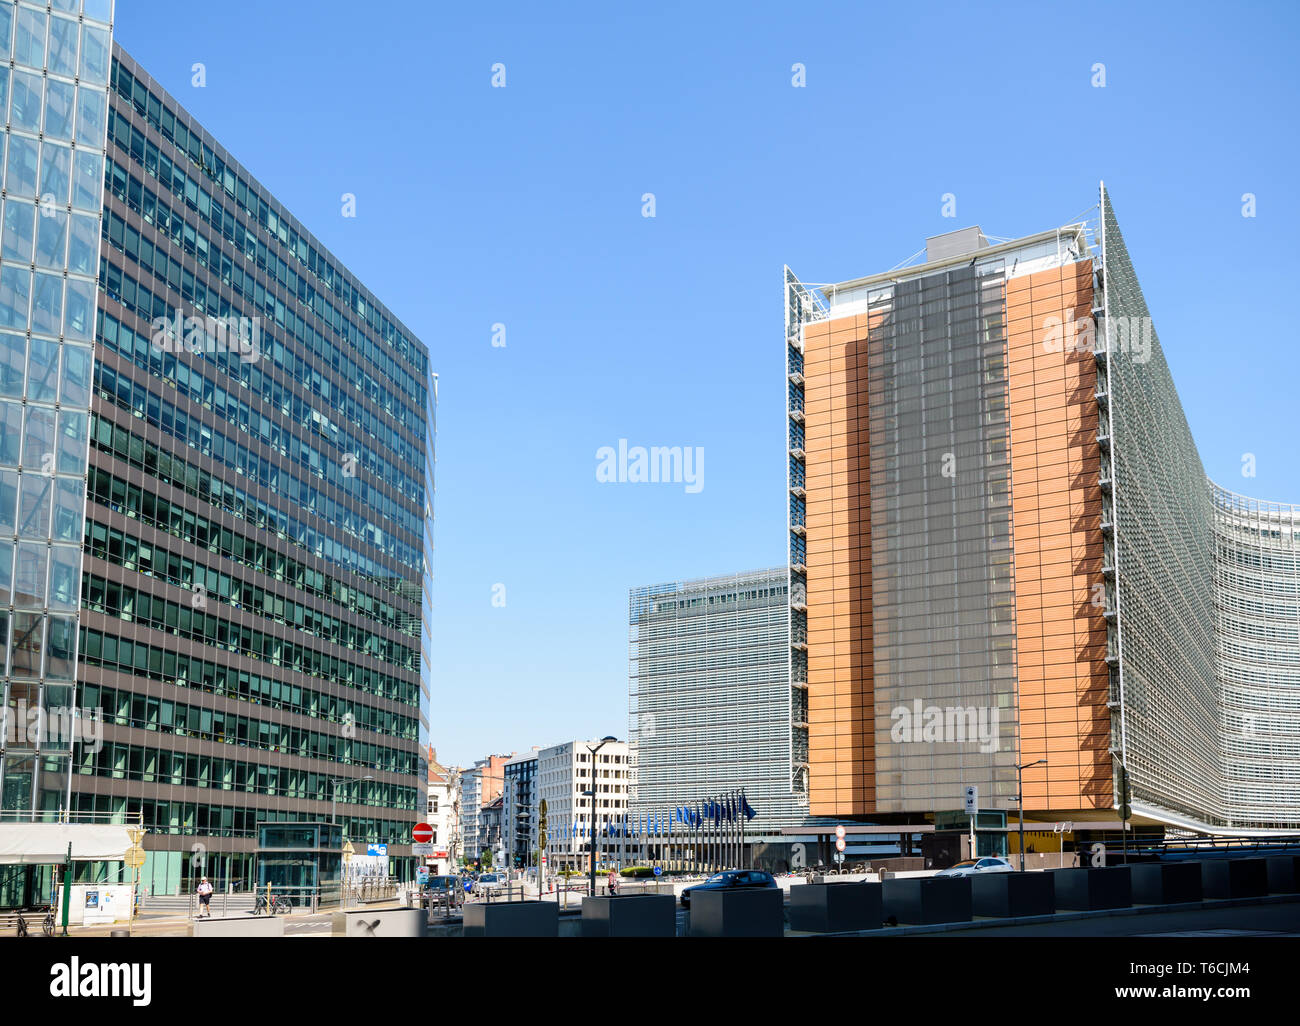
[835,838,846,852]
[367,843,388,857]
[834,852,845,864]
[653,866,662,876]
[964,785,978,814]
[412,843,433,856]
[124,846,146,869]
[413,823,434,844]
[835,825,845,840]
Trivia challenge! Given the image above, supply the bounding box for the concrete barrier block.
[462,901,558,938]
[970,872,1055,918]
[1050,867,1131,910]
[882,877,972,925]
[331,908,429,937]
[582,894,676,937]
[190,915,285,938]
[688,888,783,938]
[1264,854,1300,894]
[1130,862,1203,905]
[788,882,883,933]
[1201,858,1267,900]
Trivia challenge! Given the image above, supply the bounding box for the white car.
[473,872,505,895]
[935,857,1015,877]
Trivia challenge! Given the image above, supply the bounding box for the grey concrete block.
[970,872,1055,918]
[1201,858,1267,900]
[331,908,429,937]
[688,888,783,937]
[788,882,883,933]
[190,915,285,938]
[1050,867,1132,910]
[582,894,676,937]
[462,901,558,938]
[1265,855,1300,895]
[882,877,972,925]
[1130,862,1203,905]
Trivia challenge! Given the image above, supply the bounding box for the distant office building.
[503,748,539,870]
[458,754,509,863]
[539,738,629,871]
[628,569,806,830]
[783,185,1300,833]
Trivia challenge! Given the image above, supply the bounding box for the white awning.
[0,823,133,864]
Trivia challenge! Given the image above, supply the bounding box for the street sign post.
[964,786,978,857]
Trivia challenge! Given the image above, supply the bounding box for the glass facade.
[628,568,806,828]
[0,36,433,895]
[1101,188,1223,827]
[864,266,1018,812]
[1213,487,1300,829]
[0,0,114,820]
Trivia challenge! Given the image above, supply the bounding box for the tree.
[480,848,493,869]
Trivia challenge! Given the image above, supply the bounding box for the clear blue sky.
[116,1,1300,767]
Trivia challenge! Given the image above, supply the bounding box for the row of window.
[81,568,419,682]
[105,97,424,427]
[95,328,420,553]
[89,403,422,579]
[69,792,413,845]
[84,476,415,634]
[99,208,422,496]
[111,55,423,376]
[80,681,415,774]
[78,630,417,737]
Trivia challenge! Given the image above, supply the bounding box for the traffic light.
[1118,764,1132,823]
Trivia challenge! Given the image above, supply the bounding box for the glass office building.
[0,19,433,901]
[628,568,807,828]
[787,185,1300,833]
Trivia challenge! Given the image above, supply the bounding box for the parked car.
[473,872,504,895]
[680,870,777,907]
[935,857,1015,878]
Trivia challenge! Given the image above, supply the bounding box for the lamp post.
[586,736,617,897]
[1015,760,1047,871]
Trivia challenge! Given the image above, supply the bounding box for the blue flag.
[741,795,757,820]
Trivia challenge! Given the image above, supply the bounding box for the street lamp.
[586,736,617,897]
[1015,760,1048,871]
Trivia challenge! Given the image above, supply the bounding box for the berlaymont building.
[783,184,1299,839]
[630,186,1299,863]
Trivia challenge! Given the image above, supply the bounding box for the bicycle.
[252,891,292,915]
[16,906,55,937]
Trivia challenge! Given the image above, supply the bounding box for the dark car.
[680,870,777,907]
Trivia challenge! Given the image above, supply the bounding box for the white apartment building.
[426,749,460,875]
[539,739,631,871]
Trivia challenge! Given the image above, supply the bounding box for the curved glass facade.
[1103,186,1300,832]
[1213,487,1300,829]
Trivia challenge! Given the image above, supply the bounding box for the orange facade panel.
[803,314,874,817]
[1007,262,1113,813]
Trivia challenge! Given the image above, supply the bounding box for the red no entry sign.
[413,822,433,843]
